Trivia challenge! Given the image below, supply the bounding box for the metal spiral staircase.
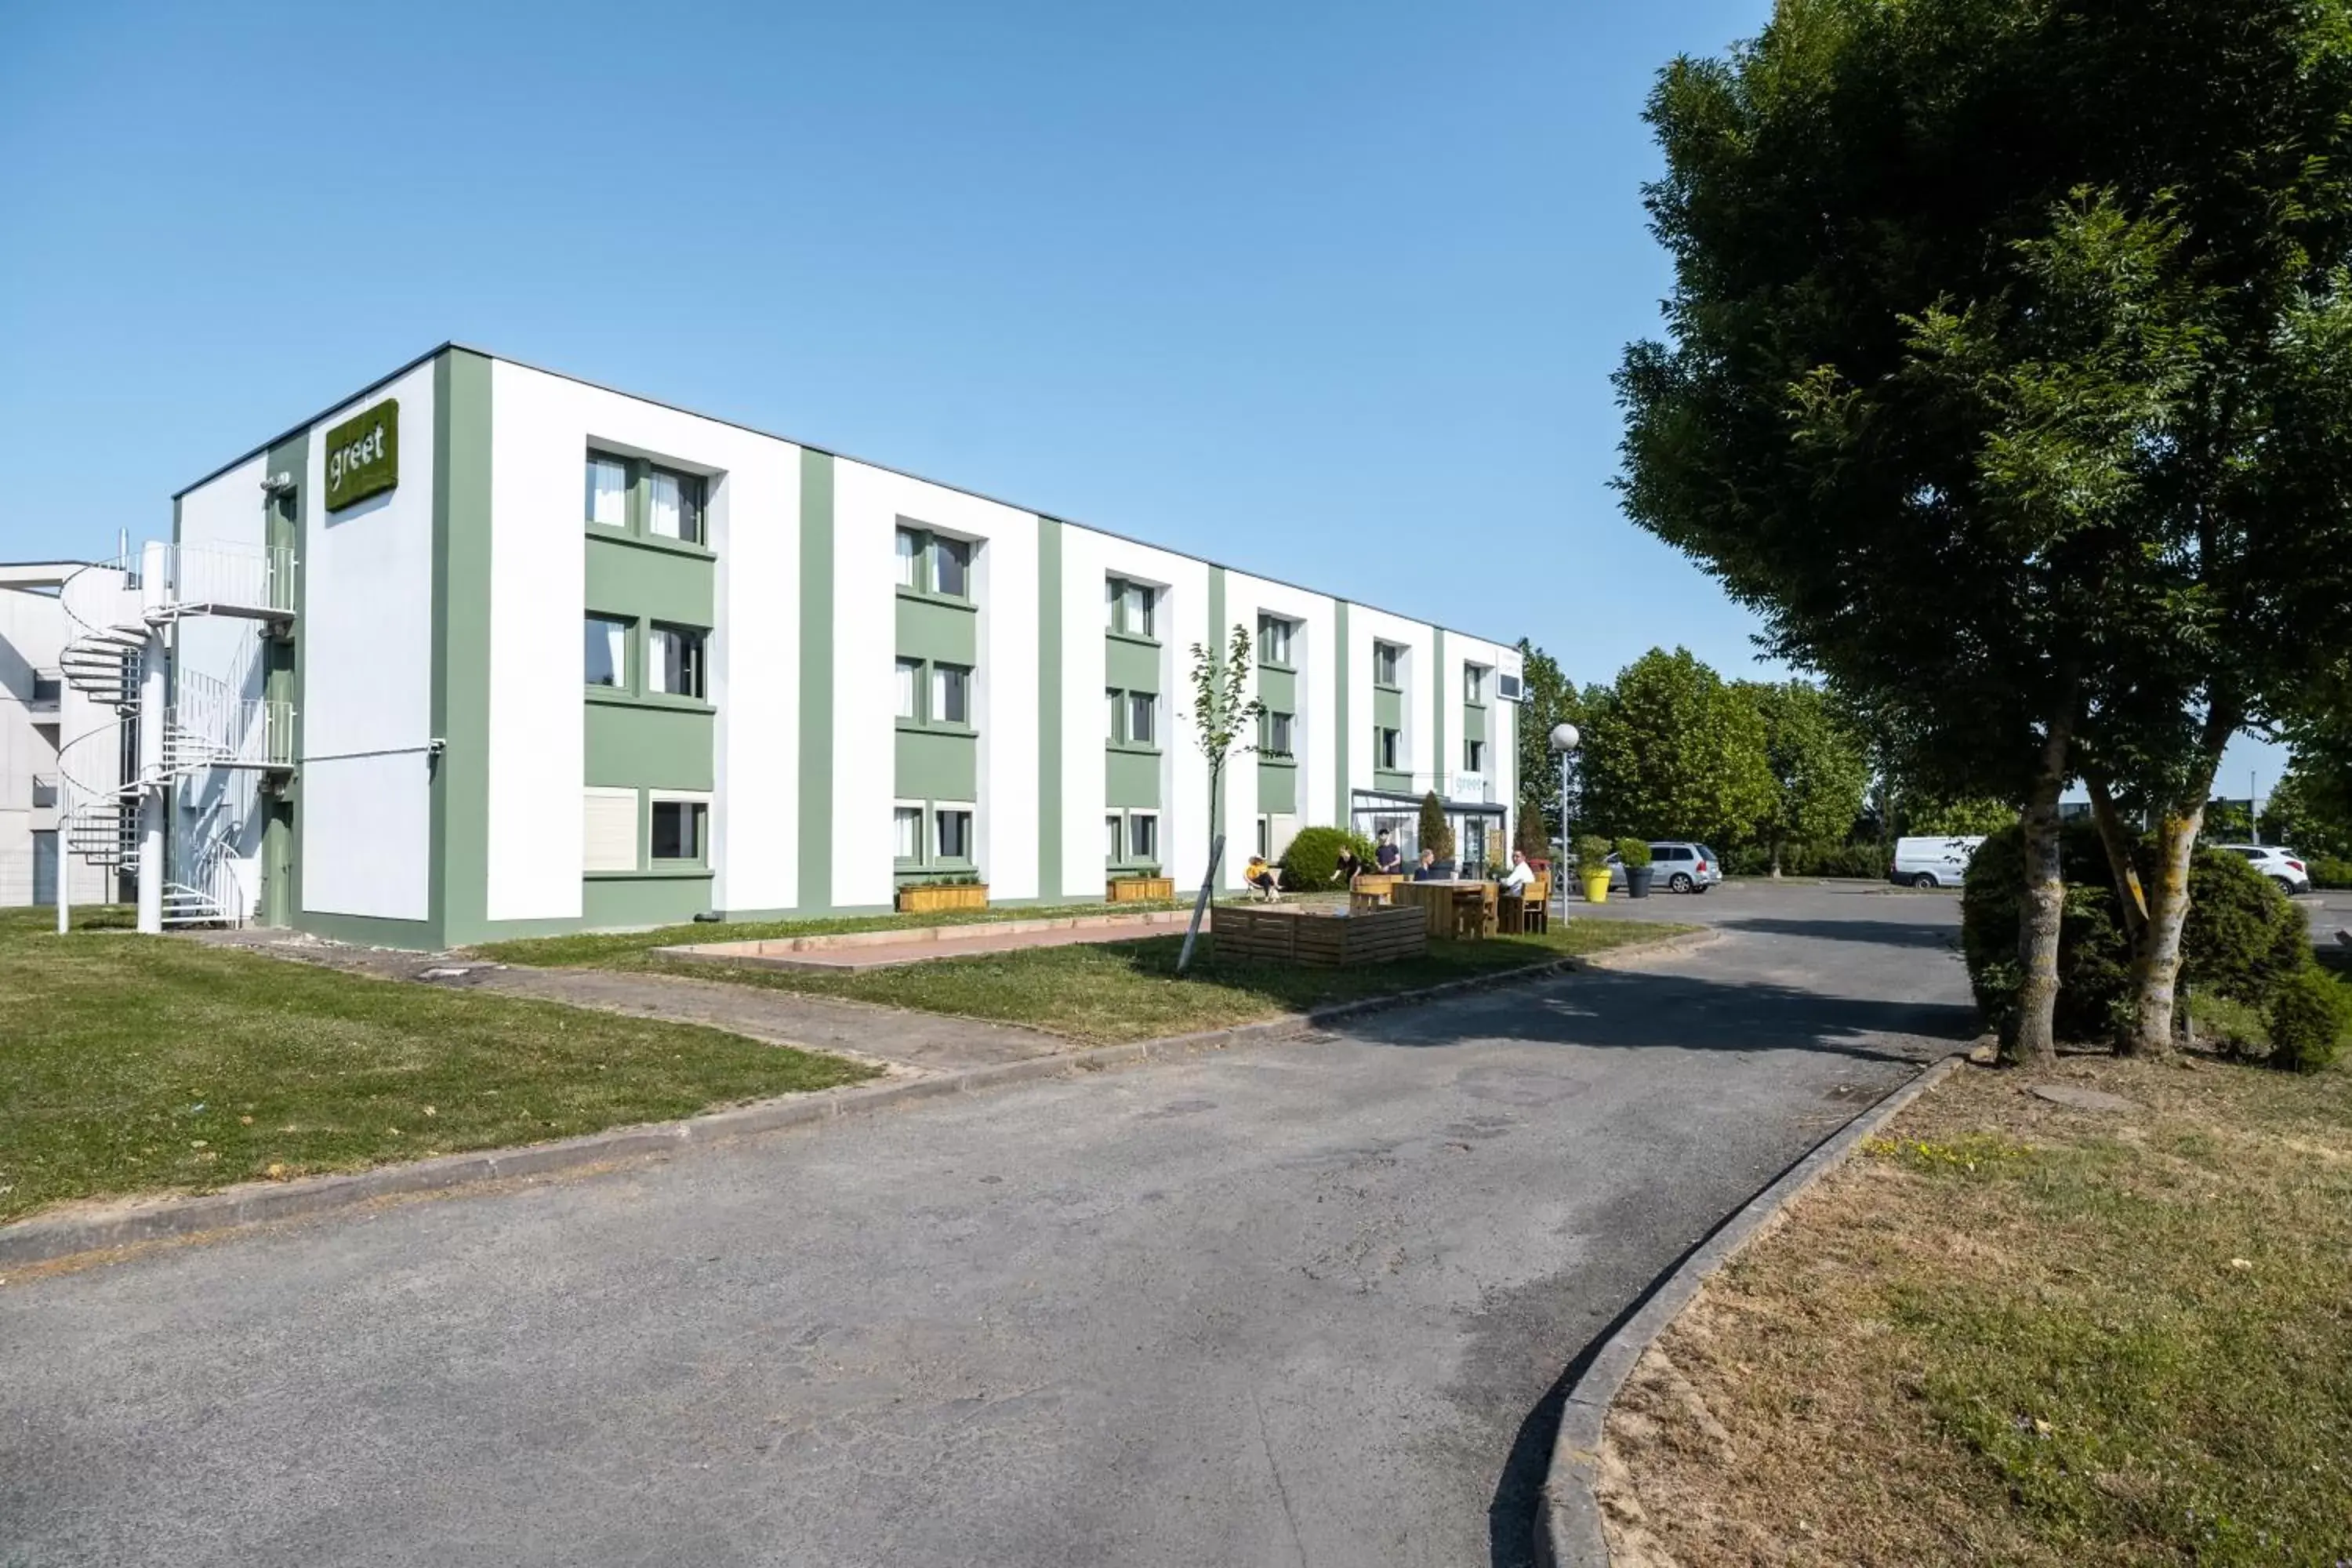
[54,542,295,931]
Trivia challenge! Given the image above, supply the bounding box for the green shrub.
[1573,834,1614,874]
[2307,855,2352,889]
[2265,967,2351,1073]
[1615,837,1653,866]
[1961,824,2316,1047]
[1418,792,1455,863]
[1722,840,1888,878]
[1277,826,1376,890]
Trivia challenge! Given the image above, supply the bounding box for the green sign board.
[323,398,399,512]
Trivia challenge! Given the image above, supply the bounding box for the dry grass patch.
[1601,1051,2352,1567]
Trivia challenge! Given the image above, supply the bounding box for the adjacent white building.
[71,345,1524,946]
[1,563,122,908]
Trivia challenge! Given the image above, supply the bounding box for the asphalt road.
[2,884,1973,1568]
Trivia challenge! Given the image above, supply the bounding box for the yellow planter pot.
[1580,872,1612,905]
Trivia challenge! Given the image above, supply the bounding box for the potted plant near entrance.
[1419,792,1457,878]
[1617,837,1655,898]
[1574,835,1614,904]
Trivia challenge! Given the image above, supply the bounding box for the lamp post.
[1549,723,1581,916]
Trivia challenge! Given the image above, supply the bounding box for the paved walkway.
[195,928,1076,1075]
[43,886,1976,1567]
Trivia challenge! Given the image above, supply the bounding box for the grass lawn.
[1602,1033,2352,1566]
[479,909,1693,1044]
[0,907,876,1225]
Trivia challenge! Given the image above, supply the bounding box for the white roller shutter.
[583,788,640,873]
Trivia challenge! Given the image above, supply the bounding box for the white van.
[1891,835,1985,889]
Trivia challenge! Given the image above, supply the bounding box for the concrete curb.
[1534,1052,1968,1568]
[0,925,1708,1269]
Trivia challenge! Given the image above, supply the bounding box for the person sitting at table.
[1374,830,1403,873]
[1412,848,1442,881]
[1243,855,1281,901]
[1500,849,1537,895]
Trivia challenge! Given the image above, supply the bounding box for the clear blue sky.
[0,0,2285,796]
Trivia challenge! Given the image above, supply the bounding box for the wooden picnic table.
[1389,878,1497,938]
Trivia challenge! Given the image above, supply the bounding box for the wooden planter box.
[1212,904,1428,967]
[897,883,989,915]
[1107,875,1174,903]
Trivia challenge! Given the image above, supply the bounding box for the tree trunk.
[2083,771,2147,946]
[2006,716,2074,1066]
[2122,704,2234,1056]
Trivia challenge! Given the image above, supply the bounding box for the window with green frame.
[895,524,974,600]
[1106,687,1160,748]
[1258,615,1294,667]
[897,655,975,728]
[1106,577,1158,639]
[586,449,708,546]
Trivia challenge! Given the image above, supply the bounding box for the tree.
[1513,638,1577,837]
[1176,624,1265,975]
[1903,797,2020,838]
[1740,680,1871,875]
[2263,751,2352,861]
[1616,0,2352,1062]
[1417,791,1455,866]
[1580,648,1774,845]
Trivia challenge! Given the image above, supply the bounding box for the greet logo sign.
[324,399,399,512]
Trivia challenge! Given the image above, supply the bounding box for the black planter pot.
[1624,866,1656,898]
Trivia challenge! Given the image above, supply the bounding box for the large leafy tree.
[1740,680,1871,873]
[1581,648,1776,844]
[1617,0,2352,1061]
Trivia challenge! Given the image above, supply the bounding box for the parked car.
[2215,844,2312,896]
[1608,841,1722,894]
[1890,835,1985,889]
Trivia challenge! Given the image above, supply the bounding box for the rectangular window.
[1464,665,1486,705]
[1256,815,1270,858]
[895,527,923,589]
[932,535,971,597]
[894,805,922,860]
[1374,643,1400,687]
[1105,814,1123,861]
[1128,812,1158,863]
[936,808,973,862]
[932,663,970,725]
[1465,738,1485,773]
[585,453,629,528]
[585,614,629,688]
[1120,581,1155,637]
[1258,615,1292,666]
[650,799,707,862]
[31,775,58,808]
[1126,691,1157,746]
[1379,728,1400,769]
[583,787,640,872]
[647,624,705,699]
[1105,579,1121,630]
[1268,711,1294,755]
[1106,688,1123,742]
[646,466,704,544]
[895,658,922,720]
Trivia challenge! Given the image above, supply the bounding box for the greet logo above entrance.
[324,399,398,512]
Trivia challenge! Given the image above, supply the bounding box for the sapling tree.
[1176,623,1265,975]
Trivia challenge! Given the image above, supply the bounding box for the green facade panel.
[1258,760,1298,815]
[1334,601,1352,818]
[895,728,978,800]
[586,699,715,790]
[1105,634,1159,692]
[586,535,714,626]
[1464,702,1489,742]
[1258,666,1297,712]
[584,873,715,928]
[896,593,978,664]
[1036,517,1063,901]
[1106,749,1161,808]
[797,450,835,914]
[1372,687,1403,728]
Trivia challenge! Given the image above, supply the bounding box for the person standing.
[1374,830,1403,874]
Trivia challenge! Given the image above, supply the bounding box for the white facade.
[0,564,119,909]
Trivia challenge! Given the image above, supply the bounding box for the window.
[936,807,973,861]
[1256,816,1271,858]
[1464,665,1487,705]
[1110,578,1156,637]
[1464,739,1485,773]
[1258,616,1293,666]
[1378,728,1401,769]
[932,535,971,597]
[894,806,923,860]
[585,615,628,688]
[895,658,922,720]
[1374,643,1401,687]
[1127,812,1158,862]
[1106,688,1123,740]
[895,528,922,588]
[583,788,639,872]
[931,663,971,725]
[646,466,705,544]
[648,624,705,699]
[30,674,60,707]
[1105,814,1123,860]
[1126,691,1157,746]
[585,454,628,528]
[651,799,707,861]
[1260,710,1294,756]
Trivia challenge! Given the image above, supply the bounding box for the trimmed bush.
[1418,792,1456,864]
[1615,837,1653,866]
[1515,799,1552,858]
[1573,834,1614,875]
[2266,968,2352,1073]
[1722,840,1889,879]
[1277,826,1377,890]
[1962,823,2317,1047]
[2307,855,2352,890]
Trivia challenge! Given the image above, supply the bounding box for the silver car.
[1610,841,1723,894]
